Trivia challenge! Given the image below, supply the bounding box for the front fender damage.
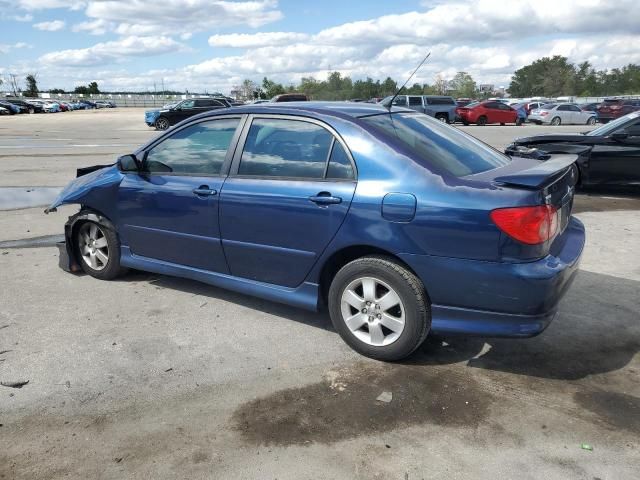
[44,164,121,214]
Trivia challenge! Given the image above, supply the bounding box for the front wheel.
[75,220,124,280]
[328,256,430,361]
[476,116,487,126]
[586,116,596,125]
[435,113,448,123]
[155,116,170,130]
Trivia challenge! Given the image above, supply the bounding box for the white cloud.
[33,20,66,31]
[0,42,32,54]
[72,18,113,35]
[209,32,309,48]
[39,36,185,66]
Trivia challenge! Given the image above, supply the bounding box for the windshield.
[361,112,511,177]
[586,111,640,136]
[463,101,480,108]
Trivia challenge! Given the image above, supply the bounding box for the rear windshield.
[361,112,510,177]
[603,99,621,104]
[541,103,557,109]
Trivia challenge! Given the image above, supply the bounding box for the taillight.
[540,111,548,116]
[490,205,558,244]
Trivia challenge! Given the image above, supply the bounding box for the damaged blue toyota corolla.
[46,102,585,361]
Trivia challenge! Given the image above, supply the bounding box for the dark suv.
[596,98,640,123]
[147,98,231,130]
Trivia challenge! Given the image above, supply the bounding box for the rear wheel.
[477,116,487,126]
[435,113,448,123]
[155,116,170,130]
[462,121,469,126]
[75,221,124,280]
[328,256,430,361]
[586,116,596,125]
[551,116,561,126]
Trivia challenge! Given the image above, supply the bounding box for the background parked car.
[145,97,231,130]
[382,95,457,123]
[596,98,640,123]
[79,100,97,109]
[506,111,640,187]
[528,103,596,126]
[6,99,40,113]
[455,100,520,125]
[95,100,116,108]
[0,100,21,114]
[271,93,310,102]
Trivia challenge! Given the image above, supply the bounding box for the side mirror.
[611,132,629,141]
[118,154,139,172]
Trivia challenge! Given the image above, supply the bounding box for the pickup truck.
[382,95,458,123]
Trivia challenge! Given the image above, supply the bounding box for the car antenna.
[382,51,431,111]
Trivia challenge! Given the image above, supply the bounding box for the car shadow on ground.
[121,269,639,382]
[409,270,640,381]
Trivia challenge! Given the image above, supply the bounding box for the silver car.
[529,103,597,126]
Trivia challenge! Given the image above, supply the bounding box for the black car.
[505,111,640,187]
[6,99,42,113]
[152,98,230,130]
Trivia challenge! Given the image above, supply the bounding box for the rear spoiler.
[494,154,577,189]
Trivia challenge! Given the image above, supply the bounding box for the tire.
[435,113,448,123]
[28,108,35,114]
[328,256,430,361]
[500,122,505,126]
[587,116,596,125]
[75,220,124,280]
[462,121,469,126]
[476,116,487,126]
[155,116,170,130]
[551,116,561,126]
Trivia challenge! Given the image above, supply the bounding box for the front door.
[117,116,242,272]
[219,116,357,287]
[590,120,640,185]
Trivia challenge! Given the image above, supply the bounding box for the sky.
[1,0,640,94]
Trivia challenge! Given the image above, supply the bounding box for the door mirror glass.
[611,132,629,141]
[118,154,139,172]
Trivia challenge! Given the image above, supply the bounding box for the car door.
[117,116,244,272]
[407,95,424,113]
[566,104,583,124]
[589,118,640,184]
[174,100,196,123]
[496,102,515,123]
[219,115,357,287]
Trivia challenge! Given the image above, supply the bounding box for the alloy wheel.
[77,223,109,271]
[156,118,169,130]
[340,276,405,346]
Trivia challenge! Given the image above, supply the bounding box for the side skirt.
[120,247,320,312]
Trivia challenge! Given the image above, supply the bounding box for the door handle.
[192,186,217,196]
[309,192,342,205]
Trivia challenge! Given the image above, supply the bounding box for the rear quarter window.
[362,113,510,177]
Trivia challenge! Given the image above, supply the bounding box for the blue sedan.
[46,102,584,360]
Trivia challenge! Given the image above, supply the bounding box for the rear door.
[219,115,357,287]
[407,95,424,113]
[117,116,243,272]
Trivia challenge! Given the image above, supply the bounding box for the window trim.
[133,115,247,178]
[229,114,357,182]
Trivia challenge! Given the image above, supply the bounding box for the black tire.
[74,220,125,280]
[551,116,561,126]
[462,121,469,126]
[477,116,487,126]
[500,122,505,126]
[155,116,170,130]
[328,256,430,361]
[586,116,596,125]
[435,113,448,123]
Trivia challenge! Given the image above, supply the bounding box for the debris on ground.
[164,368,173,372]
[376,391,393,403]
[1,380,29,389]
[581,443,593,451]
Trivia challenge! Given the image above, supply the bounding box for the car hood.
[45,164,121,213]
[513,133,592,145]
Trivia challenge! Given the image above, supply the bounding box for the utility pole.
[9,73,19,96]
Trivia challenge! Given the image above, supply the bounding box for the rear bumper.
[400,217,585,337]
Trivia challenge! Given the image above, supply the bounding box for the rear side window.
[238,118,333,178]
[362,113,510,177]
[326,141,354,179]
[426,97,456,105]
[143,118,240,175]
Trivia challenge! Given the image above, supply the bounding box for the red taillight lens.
[540,111,548,116]
[490,205,558,244]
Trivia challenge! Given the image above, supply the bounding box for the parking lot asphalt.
[1,109,639,480]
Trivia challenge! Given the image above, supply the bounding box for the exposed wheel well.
[318,245,422,308]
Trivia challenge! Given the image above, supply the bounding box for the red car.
[596,98,640,123]
[456,100,520,126]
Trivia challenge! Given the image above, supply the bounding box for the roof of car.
[202,101,412,119]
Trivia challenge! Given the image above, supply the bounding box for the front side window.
[143,118,240,175]
[362,112,510,177]
[408,96,423,106]
[238,118,333,178]
[179,100,195,109]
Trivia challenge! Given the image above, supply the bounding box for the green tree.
[262,77,285,98]
[449,72,476,98]
[381,77,397,96]
[88,81,100,94]
[509,56,576,97]
[49,88,66,94]
[24,74,39,97]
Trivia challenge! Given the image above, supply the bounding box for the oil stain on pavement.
[574,390,640,434]
[232,362,492,446]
